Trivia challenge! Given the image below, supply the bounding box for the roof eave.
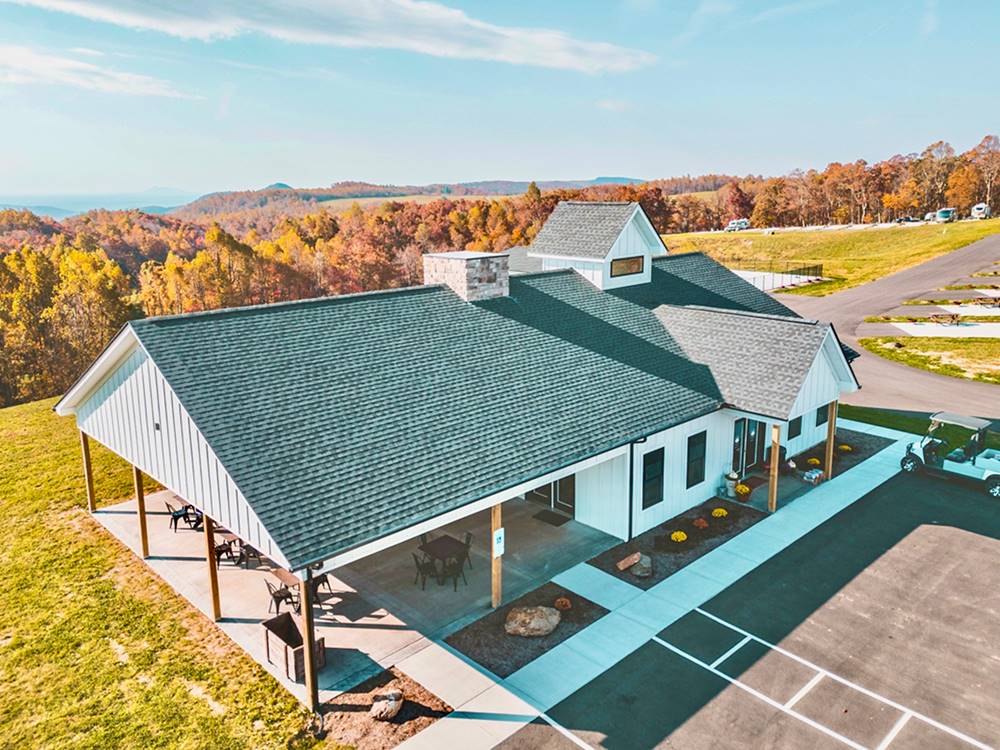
[54,324,139,416]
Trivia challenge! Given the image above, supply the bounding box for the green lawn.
[663,219,1000,295]
[858,337,1000,385]
[864,315,1000,323]
[0,399,318,749]
[839,404,1000,449]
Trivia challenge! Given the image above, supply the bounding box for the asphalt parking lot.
[499,473,1000,749]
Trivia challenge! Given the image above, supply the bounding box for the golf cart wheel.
[900,456,921,473]
[987,477,1000,499]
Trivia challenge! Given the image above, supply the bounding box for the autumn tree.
[968,135,1000,210]
[721,182,754,223]
[945,163,982,212]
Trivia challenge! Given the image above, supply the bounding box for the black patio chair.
[237,542,262,569]
[164,501,188,532]
[412,553,438,590]
[214,540,234,568]
[419,532,433,546]
[442,557,468,592]
[266,580,299,614]
[308,572,333,598]
[184,506,203,530]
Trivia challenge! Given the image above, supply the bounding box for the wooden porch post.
[491,503,502,608]
[824,400,839,480]
[300,573,320,712]
[132,465,149,559]
[80,431,96,513]
[203,516,221,621]
[768,423,781,513]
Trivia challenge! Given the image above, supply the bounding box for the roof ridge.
[659,303,821,325]
[131,284,440,326]
[560,200,636,206]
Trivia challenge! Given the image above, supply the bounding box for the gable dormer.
[526,201,664,290]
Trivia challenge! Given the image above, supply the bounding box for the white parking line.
[693,608,992,750]
[876,712,913,750]
[785,671,823,709]
[710,635,751,668]
[538,711,592,749]
[653,636,866,750]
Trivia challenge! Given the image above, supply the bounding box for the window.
[610,256,644,277]
[788,416,802,439]
[816,404,829,426]
[642,448,664,509]
[686,431,707,489]
[732,418,745,474]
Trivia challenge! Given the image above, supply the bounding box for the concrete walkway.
[398,418,918,748]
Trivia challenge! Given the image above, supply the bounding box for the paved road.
[773,232,1000,418]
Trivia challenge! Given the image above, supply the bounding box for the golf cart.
[900,412,1000,497]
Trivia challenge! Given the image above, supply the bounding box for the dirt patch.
[320,667,450,749]
[588,498,765,590]
[444,582,608,678]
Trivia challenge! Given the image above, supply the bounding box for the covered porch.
[93,486,619,706]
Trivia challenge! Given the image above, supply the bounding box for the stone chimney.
[422,251,509,301]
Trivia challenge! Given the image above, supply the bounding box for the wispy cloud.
[215,58,341,82]
[919,0,938,36]
[672,0,734,44]
[68,45,104,55]
[4,0,656,74]
[750,0,833,24]
[0,44,192,97]
[596,98,630,112]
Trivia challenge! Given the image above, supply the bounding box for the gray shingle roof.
[128,253,800,569]
[527,201,641,259]
[504,245,544,274]
[654,305,831,420]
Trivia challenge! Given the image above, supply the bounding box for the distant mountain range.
[0,187,200,219]
[0,177,645,219]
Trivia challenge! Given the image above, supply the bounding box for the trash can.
[725,471,738,499]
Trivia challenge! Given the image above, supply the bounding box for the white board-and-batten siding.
[76,345,286,566]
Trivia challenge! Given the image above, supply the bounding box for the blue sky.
[1,0,997,195]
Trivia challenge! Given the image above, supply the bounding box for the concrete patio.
[94,491,618,706]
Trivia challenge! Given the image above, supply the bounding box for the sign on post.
[492,527,505,558]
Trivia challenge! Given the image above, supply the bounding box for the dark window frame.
[610,256,644,277]
[816,404,829,426]
[686,431,707,489]
[641,447,665,509]
[788,416,802,439]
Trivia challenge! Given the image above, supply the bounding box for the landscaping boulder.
[630,554,653,578]
[616,551,642,571]
[369,689,404,721]
[504,606,561,637]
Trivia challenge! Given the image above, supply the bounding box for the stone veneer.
[422,252,510,301]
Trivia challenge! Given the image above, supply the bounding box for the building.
[55,201,859,708]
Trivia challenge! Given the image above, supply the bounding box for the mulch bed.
[319,667,451,750]
[790,427,894,474]
[444,582,608,678]
[587,498,765,591]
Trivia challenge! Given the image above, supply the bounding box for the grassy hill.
[663,219,1000,295]
[0,398,315,749]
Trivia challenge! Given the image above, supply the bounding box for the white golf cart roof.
[930,412,992,431]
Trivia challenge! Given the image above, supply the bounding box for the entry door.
[743,420,766,472]
[554,475,576,515]
[525,484,552,506]
[525,476,576,516]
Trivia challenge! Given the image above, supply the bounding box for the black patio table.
[418,534,467,565]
